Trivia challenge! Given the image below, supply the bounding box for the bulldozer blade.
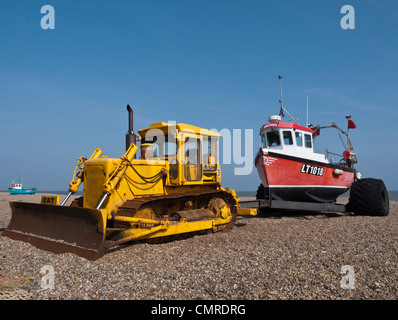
[1,201,106,261]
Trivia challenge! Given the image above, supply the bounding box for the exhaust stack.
[126,104,137,151]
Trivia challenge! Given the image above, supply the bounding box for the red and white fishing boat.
[255,77,360,203]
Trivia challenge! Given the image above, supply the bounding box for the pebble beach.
[0,192,397,300]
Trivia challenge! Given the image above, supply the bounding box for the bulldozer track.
[102,189,238,249]
[115,190,238,218]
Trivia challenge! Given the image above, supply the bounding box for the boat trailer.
[239,197,346,213]
[239,179,389,217]
[238,188,347,214]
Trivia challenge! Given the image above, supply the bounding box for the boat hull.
[255,152,355,202]
[9,188,37,195]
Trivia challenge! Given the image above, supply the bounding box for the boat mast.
[277,75,298,123]
[278,75,284,118]
[345,115,355,152]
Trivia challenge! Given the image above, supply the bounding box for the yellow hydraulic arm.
[95,143,138,209]
[60,148,103,206]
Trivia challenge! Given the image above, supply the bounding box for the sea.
[7,190,398,201]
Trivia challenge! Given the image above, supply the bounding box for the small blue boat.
[8,181,37,195]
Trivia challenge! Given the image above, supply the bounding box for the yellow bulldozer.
[2,105,256,260]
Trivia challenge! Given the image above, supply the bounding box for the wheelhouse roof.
[260,121,314,134]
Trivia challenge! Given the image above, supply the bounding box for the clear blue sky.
[1,0,397,191]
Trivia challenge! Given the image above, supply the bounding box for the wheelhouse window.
[304,133,312,148]
[282,131,293,145]
[261,134,267,148]
[295,132,303,147]
[266,131,281,147]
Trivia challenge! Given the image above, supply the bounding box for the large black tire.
[347,178,389,216]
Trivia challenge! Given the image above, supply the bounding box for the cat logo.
[41,195,60,205]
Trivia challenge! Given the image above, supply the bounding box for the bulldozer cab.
[138,122,220,186]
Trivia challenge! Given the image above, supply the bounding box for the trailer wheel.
[347,178,389,216]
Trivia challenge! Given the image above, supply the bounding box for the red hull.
[256,152,355,202]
